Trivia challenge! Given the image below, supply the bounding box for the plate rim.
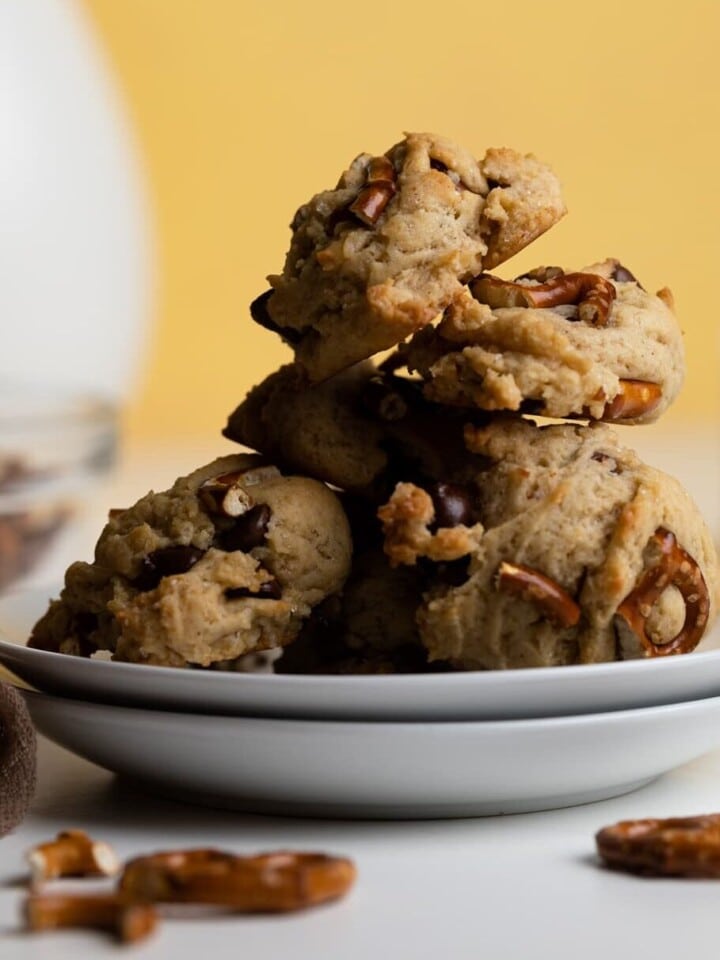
[20,685,720,731]
[4,628,720,691]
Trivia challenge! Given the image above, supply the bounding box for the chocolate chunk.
[133,545,205,592]
[225,576,282,601]
[249,290,303,346]
[428,482,475,529]
[217,504,272,552]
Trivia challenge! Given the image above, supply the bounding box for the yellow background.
[84,0,720,439]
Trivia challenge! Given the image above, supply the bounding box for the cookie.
[255,133,565,381]
[403,259,684,423]
[276,495,448,675]
[223,360,489,499]
[29,455,352,667]
[378,419,717,669]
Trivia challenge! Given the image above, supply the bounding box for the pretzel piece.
[596,814,720,877]
[615,527,710,657]
[25,893,158,943]
[496,561,581,629]
[348,155,397,226]
[119,849,356,913]
[471,272,616,326]
[601,380,662,422]
[27,830,120,888]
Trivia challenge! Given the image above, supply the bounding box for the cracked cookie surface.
[379,419,717,669]
[403,259,684,423]
[29,455,352,667]
[257,133,565,381]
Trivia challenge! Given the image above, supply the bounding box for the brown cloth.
[0,682,36,836]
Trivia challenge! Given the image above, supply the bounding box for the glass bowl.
[0,384,117,592]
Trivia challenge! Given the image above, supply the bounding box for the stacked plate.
[3,586,720,819]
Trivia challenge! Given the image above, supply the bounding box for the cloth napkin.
[0,682,36,836]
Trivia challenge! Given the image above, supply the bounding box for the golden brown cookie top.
[403,258,684,423]
[29,455,352,668]
[257,132,565,381]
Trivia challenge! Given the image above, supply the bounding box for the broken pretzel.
[615,527,710,657]
[197,465,279,519]
[348,155,397,226]
[27,830,120,888]
[25,893,158,944]
[601,379,662,422]
[119,849,356,912]
[471,271,617,327]
[596,814,720,877]
[496,562,581,629]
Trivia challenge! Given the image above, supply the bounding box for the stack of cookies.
[32,133,718,673]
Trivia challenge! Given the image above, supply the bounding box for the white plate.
[21,687,720,819]
[3,586,720,721]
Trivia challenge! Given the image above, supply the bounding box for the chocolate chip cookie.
[29,455,352,667]
[276,495,446,675]
[379,418,718,669]
[276,549,446,675]
[402,259,684,423]
[223,360,489,499]
[256,133,565,381]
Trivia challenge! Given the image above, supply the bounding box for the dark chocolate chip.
[225,576,282,601]
[428,482,475,529]
[217,503,272,552]
[249,290,303,346]
[133,545,205,591]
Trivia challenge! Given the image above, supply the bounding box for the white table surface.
[2,428,719,959]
